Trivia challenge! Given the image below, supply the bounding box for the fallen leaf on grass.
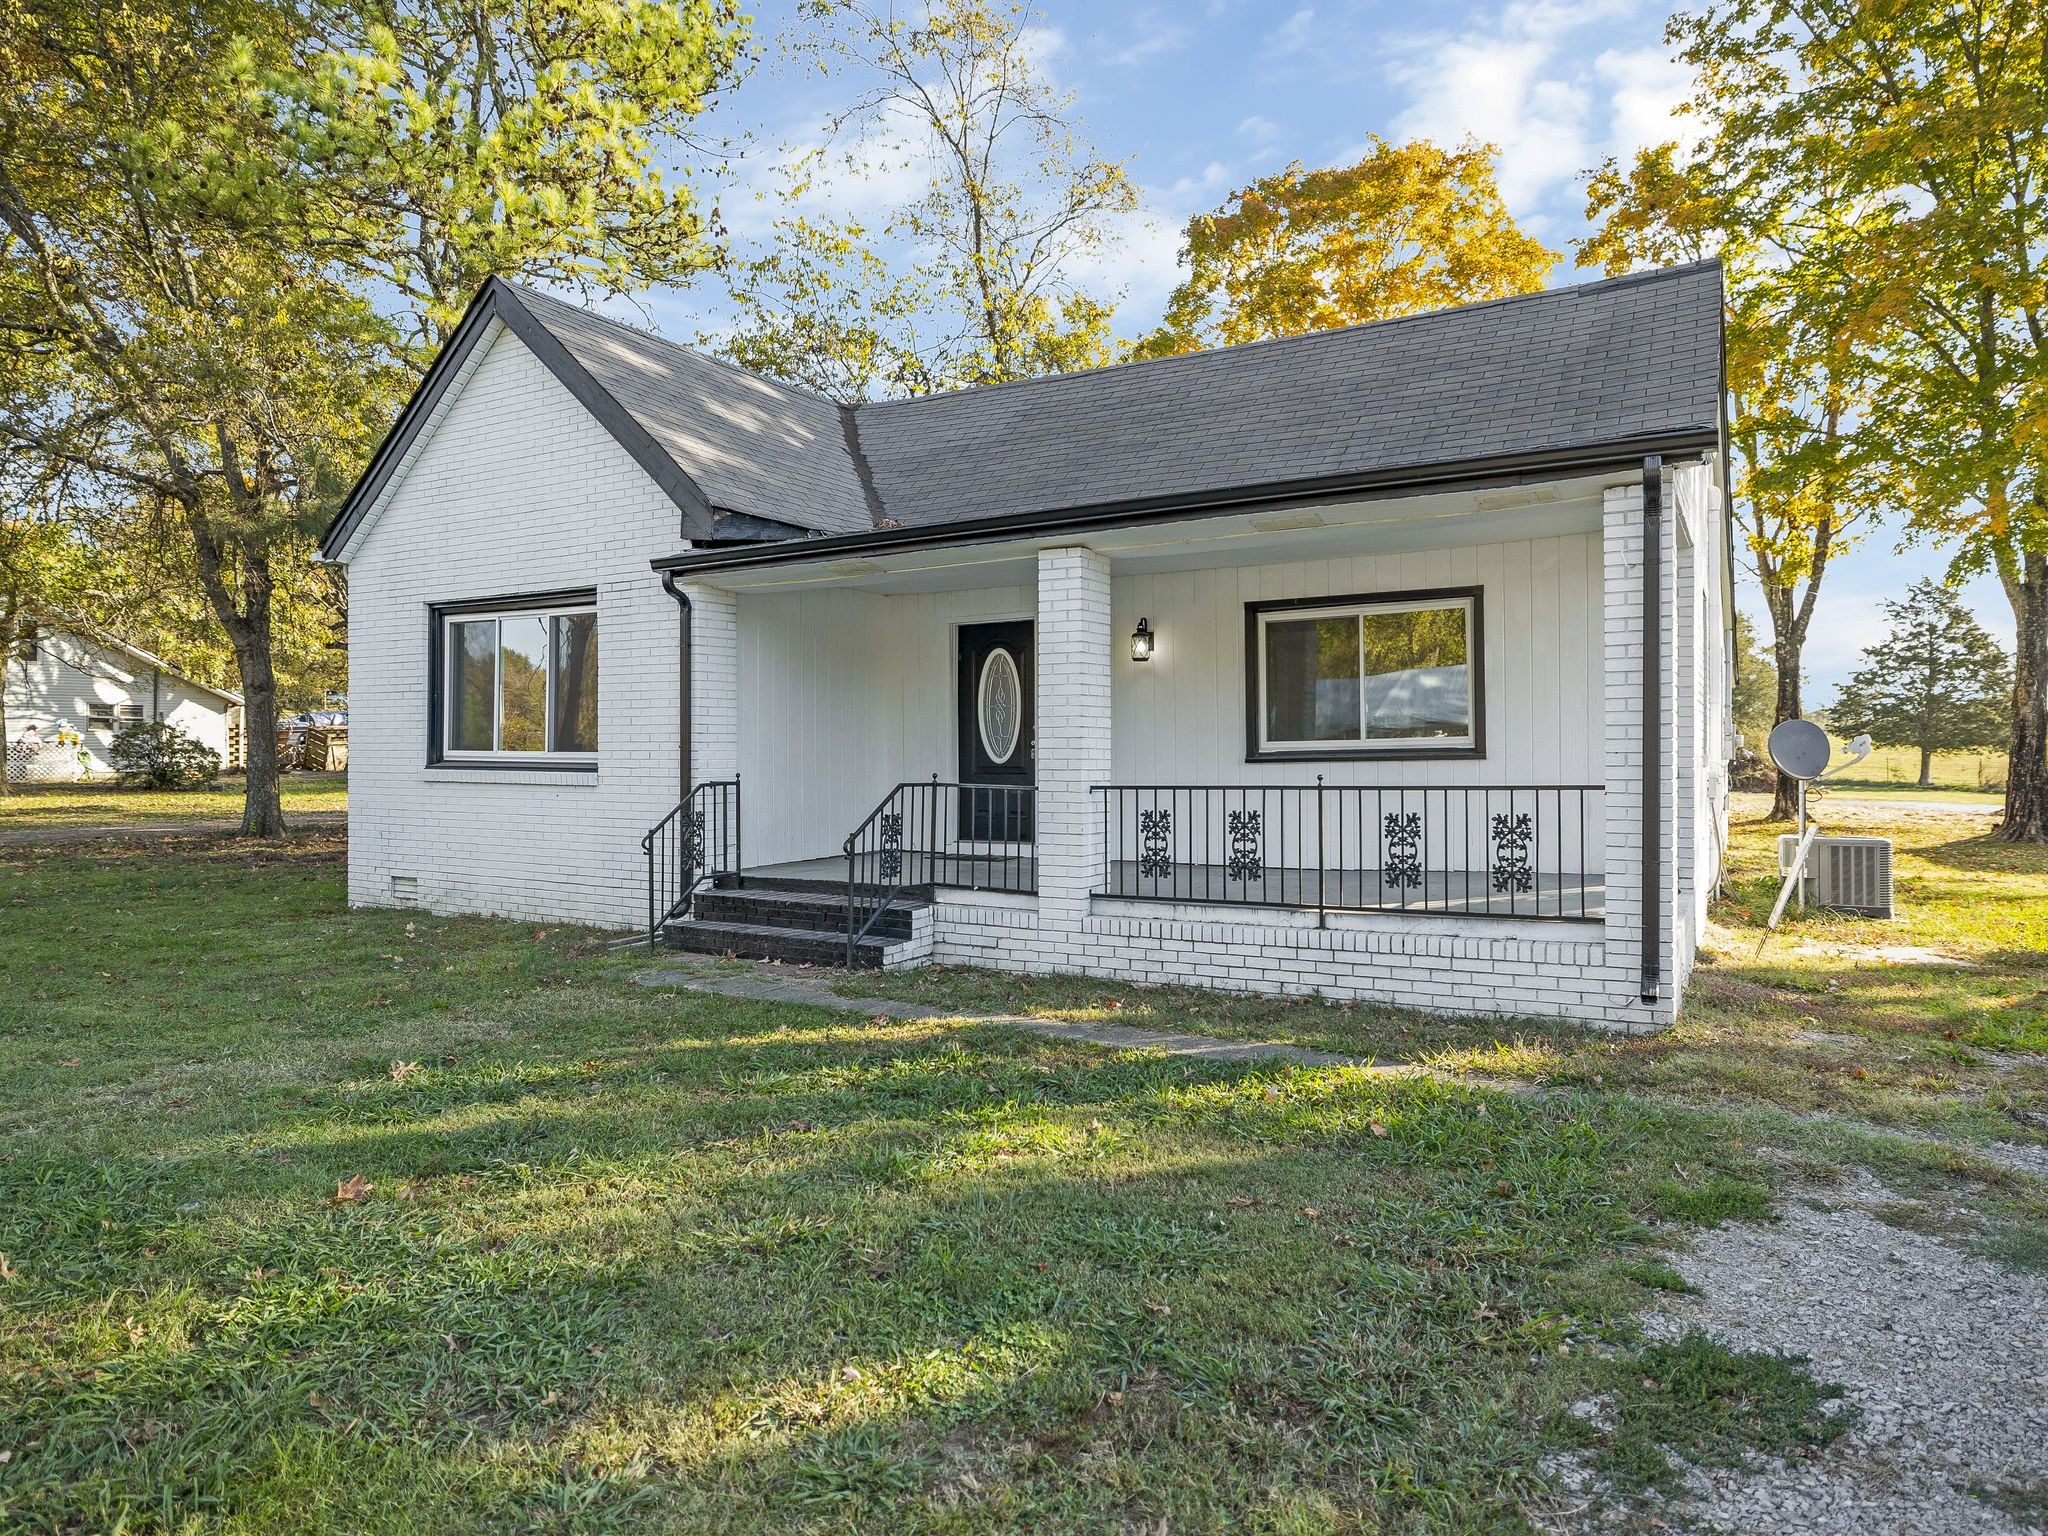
[1142,1299,1173,1317]
[0,1254,16,1282]
[1369,1120,1390,1138]
[389,1060,420,1083]
[332,1175,372,1204]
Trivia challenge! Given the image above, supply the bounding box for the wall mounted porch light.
[1130,617,1155,662]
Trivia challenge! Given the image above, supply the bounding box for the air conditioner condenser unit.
[1777,834,1894,918]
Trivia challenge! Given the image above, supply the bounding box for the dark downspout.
[660,572,691,802]
[1641,455,1664,1005]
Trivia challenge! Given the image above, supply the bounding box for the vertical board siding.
[735,582,1033,865]
[1108,530,1606,789]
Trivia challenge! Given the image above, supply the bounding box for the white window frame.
[1251,590,1481,758]
[439,602,598,765]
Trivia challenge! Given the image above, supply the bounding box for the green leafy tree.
[1,0,746,834]
[0,0,400,834]
[1135,138,1556,360]
[1831,581,2010,788]
[1731,609,1776,755]
[1582,105,1888,822]
[718,0,1136,401]
[1655,0,2046,840]
[287,0,745,349]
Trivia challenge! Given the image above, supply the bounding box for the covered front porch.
[647,467,1646,991]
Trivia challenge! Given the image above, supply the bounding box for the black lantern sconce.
[1130,617,1155,662]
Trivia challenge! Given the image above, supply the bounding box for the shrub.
[109,720,221,789]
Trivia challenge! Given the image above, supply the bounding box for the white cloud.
[1593,44,1696,160]
[1382,0,1693,217]
[1236,113,1285,148]
[1264,7,1318,59]
[1103,11,1195,69]
[1069,205,1184,313]
[1166,159,1234,204]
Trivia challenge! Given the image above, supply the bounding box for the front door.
[957,621,1034,840]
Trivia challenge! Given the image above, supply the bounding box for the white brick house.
[319,262,1734,1030]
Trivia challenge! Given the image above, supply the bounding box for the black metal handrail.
[1091,781,1602,923]
[641,777,740,944]
[843,777,1035,965]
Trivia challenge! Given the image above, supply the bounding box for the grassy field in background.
[1821,743,2007,795]
[0,773,347,829]
[0,806,2039,1532]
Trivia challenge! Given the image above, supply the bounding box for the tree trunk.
[1998,550,2047,843]
[187,510,286,838]
[1769,622,1803,821]
[231,621,286,838]
[1918,745,1932,788]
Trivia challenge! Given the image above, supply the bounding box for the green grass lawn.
[0,773,347,829]
[0,813,2039,1533]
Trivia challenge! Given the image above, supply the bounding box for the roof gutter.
[649,429,1722,578]
[660,570,692,801]
[1641,454,1665,1007]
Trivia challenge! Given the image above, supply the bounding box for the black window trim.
[427,586,600,772]
[1243,585,1486,763]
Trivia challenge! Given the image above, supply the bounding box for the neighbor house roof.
[35,627,243,706]
[318,260,1723,564]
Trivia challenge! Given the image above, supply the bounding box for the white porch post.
[1035,546,1112,955]
[687,583,739,786]
[1602,476,1677,1025]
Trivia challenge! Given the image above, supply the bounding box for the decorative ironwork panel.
[680,808,706,875]
[1225,809,1264,882]
[1138,808,1174,880]
[1383,811,1424,890]
[877,812,904,881]
[1490,812,1534,894]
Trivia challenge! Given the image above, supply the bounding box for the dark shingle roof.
[503,261,1722,539]
[510,286,874,536]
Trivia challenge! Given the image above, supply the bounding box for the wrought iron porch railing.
[1091,782,1603,922]
[642,778,740,944]
[843,778,1036,965]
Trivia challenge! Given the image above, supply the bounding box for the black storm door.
[956,621,1034,840]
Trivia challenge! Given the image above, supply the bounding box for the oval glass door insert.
[977,647,1022,764]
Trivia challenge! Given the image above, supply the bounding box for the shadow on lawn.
[0,993,1760,1533]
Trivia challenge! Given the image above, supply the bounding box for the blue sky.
[630,0,2014,700]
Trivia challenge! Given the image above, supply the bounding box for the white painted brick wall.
[341,323,685,929]
[1035,547,1112,938]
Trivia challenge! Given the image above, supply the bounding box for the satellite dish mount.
[1764,719,1867,922]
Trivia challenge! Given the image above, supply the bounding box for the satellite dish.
[1767,718,1832,781]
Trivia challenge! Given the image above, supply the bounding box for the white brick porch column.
[1602,478,1678,1026]
[1035,546,1112,953]
[687,583,739,785]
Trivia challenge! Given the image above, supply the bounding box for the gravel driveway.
[1639,1168,2048,1534]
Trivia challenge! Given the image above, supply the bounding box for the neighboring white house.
[319,261,1734,1030]
[4,627,243,781]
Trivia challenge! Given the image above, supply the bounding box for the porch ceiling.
[695,471,1620,595]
